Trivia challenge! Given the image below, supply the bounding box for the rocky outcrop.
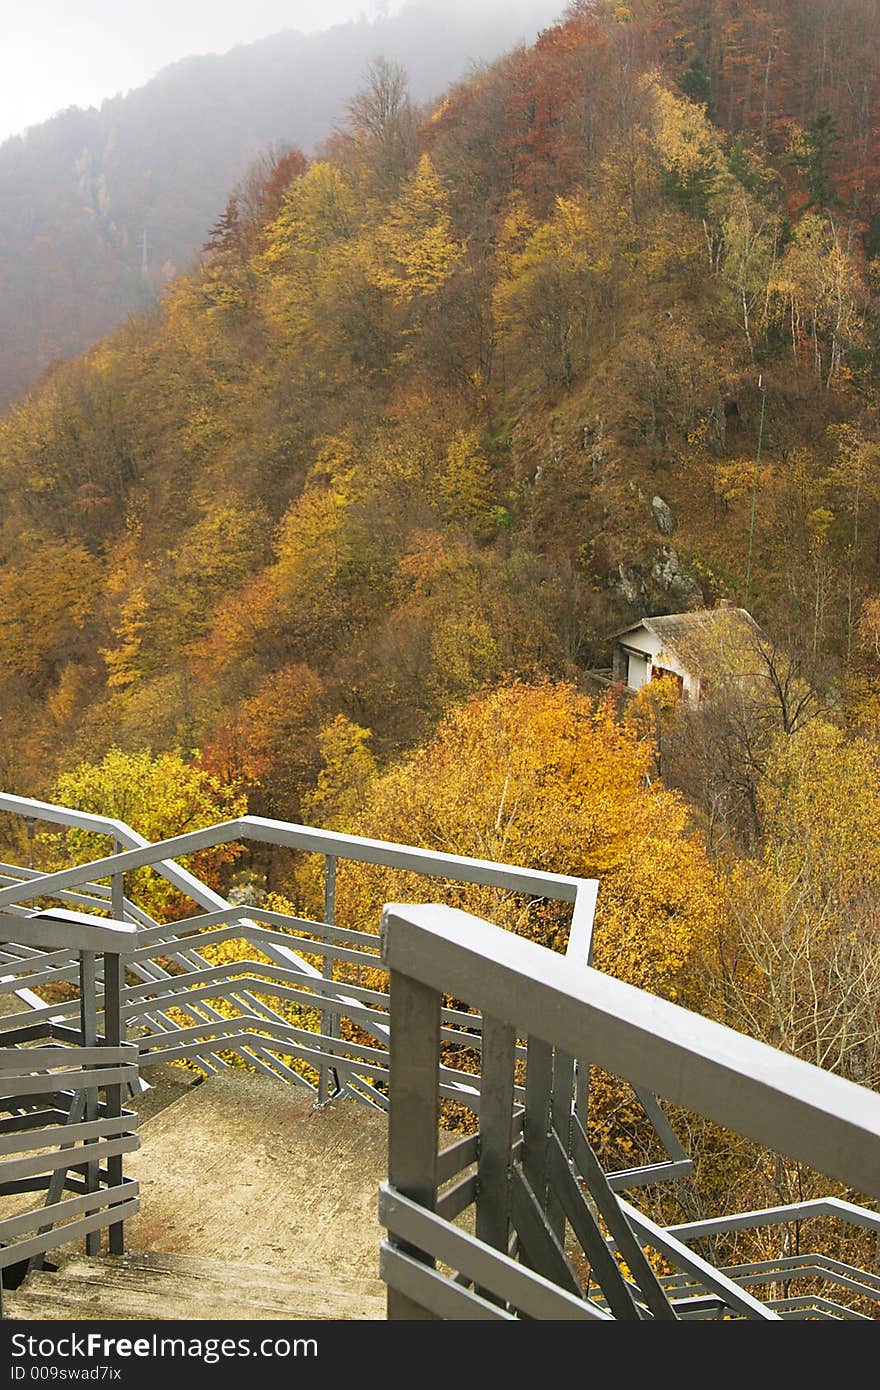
[610,548,703,613]
[651,494,676,535]
[615,563,650,609]
[650,547,703,607]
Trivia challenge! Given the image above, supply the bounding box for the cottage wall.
[615,626,701,700]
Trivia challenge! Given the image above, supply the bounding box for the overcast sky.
[0,1,408,143]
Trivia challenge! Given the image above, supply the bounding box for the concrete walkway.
[6,1070,389,1320]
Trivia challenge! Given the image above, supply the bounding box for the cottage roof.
[613,606,765,670]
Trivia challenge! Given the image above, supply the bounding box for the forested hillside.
[4,0,880,1246]
[4,0,879,786]
[0,0,562,405]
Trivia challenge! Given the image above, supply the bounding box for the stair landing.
[4,1070,388,1320]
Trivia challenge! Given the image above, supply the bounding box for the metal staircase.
[0,791,878,1320]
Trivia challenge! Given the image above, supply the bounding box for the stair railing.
[0,908,140,1307]
[0,795,714,1198]
[379,902,880,1321]
[0,797,597,1115]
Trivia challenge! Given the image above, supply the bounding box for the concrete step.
[5,1250,385,1321]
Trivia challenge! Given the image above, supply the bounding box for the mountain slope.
[0,0,563,405]
[0,0,878,807]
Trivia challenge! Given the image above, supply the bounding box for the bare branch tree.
[345,57,418,190]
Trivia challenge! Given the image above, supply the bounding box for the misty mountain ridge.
[0,0,564,404]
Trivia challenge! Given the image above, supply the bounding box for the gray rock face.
[651,494,676,535]
[615,563,650,608]
[609,547,703,614]
[650,547,703,607]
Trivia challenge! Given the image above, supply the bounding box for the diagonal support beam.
[546,1131,643,1320]
[618,1196,781,1320]
[570,1114,677,1320]
[509,1166,583,1299]
[27,1091,87,1274]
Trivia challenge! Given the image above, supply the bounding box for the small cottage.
[611,605,762,701]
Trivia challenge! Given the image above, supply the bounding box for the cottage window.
[650,666,684,693]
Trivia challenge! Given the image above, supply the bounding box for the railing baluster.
[25,816,35,911]
[551,1047,574,1153]
[78,949,100,1256]
[475,1016,516,1293]
[574,1056,589,1129]
[317,855,338,1107]
[387,963,441,1319]
[522,1036,552,1218]
[104,943,125,1256]
[546,1046,574,1241]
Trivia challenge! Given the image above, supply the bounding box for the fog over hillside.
[0,0,564,404]
[0,2,409,143]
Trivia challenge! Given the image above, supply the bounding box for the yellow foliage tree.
[299,680,718,1144]
[327,680,718,999]
[768,214,865,385]
[759,719,880,905]
[41,748,246,921]
[369,154,462,302]
[259,161,356,266]
[713,718,880,1092]
[649,75,726,200]
[203,663,325,822]
[439,429,496,534]
[0,541,102,690]
[494,193,608,388]
[101,588,149,690]
[302,715,377,829]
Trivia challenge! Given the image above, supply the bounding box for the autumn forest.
[2,0,880,1249]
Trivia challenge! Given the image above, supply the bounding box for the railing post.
[25,816,35,909]
[317,855,338,1107]
[79,950,100,1257]
[104,838,127,1254]
[111,836,125,923]
[104,949,126,1256]
[387,967,441,1319]
[475,1016,516,1303]
[523,1035,552,1212]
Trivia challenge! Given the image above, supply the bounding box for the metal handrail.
[381,901,880,1198]
[0,803,596,953]
[0,794,598,1109]
[379,901,880,1320]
